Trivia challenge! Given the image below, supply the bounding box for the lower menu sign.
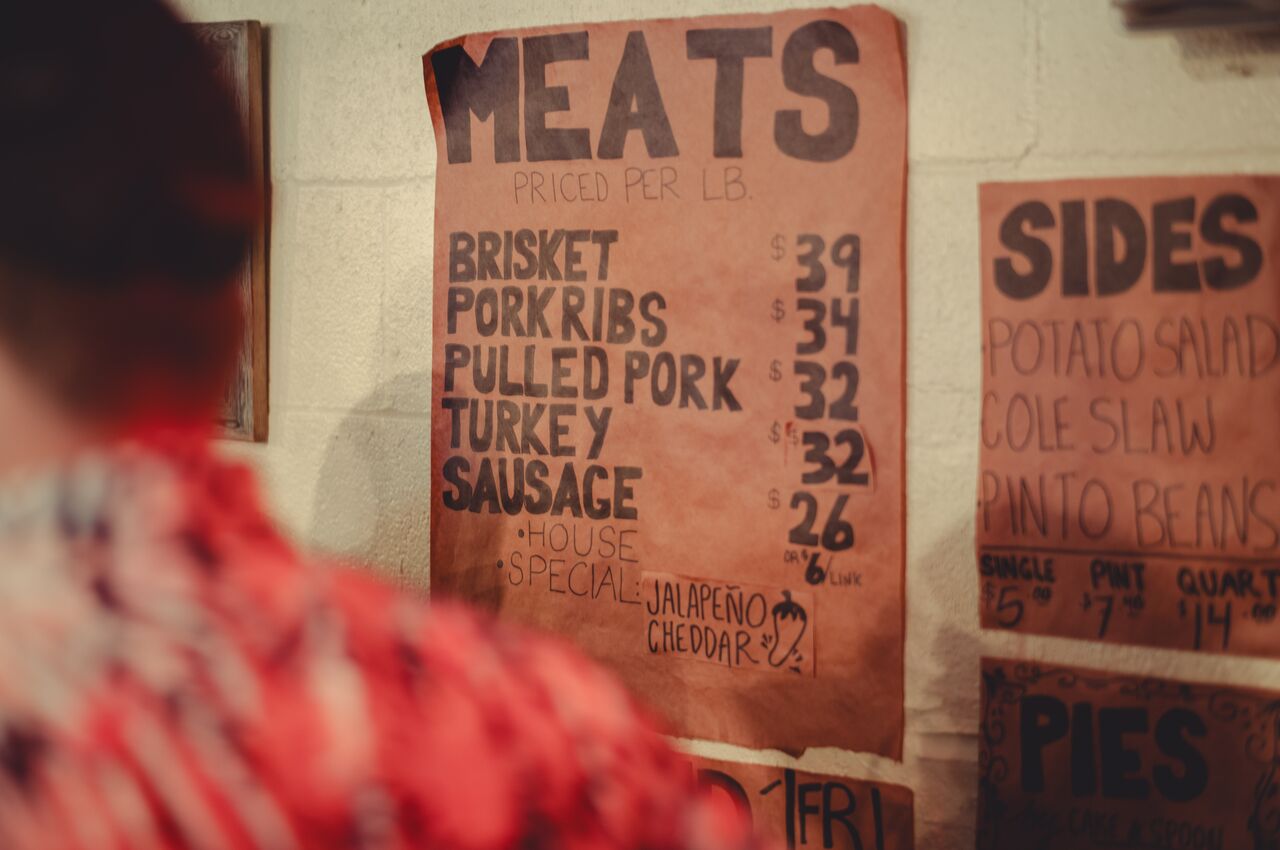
[978,658,1280,850]
[978,176,1280,656]
[689,757,913,850]
[423,6,907,755]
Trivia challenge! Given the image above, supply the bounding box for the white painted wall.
[172,0,1280,845]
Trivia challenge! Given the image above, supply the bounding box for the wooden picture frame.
[192,21,268,442]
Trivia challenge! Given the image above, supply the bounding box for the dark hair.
[0,0,258,422]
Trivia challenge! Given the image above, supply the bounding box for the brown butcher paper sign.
[689,756,914,850]
[978,657,1280,850]
[423,6,908,755]
[978,176,1280,656]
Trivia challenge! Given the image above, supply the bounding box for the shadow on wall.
[910,519,984,850]
[308,371,432,592]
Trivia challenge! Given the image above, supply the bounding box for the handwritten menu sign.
[977,176,1280,656]
[423,7,908,755]
[978,657,1280,850]
[688,756,914,850]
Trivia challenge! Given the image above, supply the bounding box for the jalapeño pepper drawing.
[767,590,808,668]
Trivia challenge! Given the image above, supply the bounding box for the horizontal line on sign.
[979,544,1278,566]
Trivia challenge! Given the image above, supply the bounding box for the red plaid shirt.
[0,443,759,850]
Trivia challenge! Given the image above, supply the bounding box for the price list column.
[769,233,871,589]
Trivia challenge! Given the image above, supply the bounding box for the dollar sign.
[770,299,785,322]
[768,421,782,444]
[771,234,786,261]
[769,360,783,381]
[768,488,780,509]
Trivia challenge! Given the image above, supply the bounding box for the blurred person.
[0,1,762,847]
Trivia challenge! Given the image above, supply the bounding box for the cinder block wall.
[173,0,1280,845]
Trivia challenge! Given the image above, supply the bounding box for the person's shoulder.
[314,565,759,850]
[322,562,661,742]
